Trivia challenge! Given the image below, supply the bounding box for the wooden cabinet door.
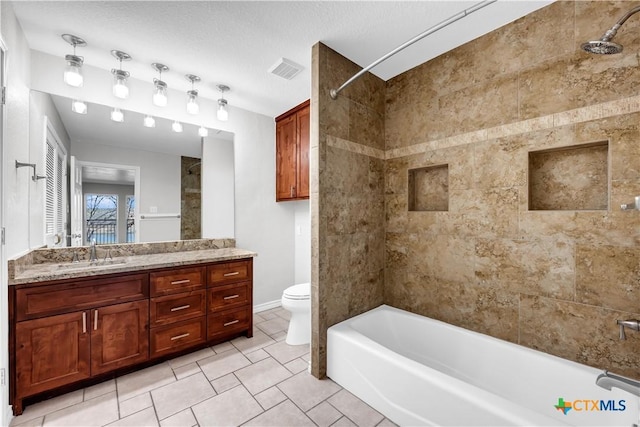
[276,114,298,201]
[90,300,149,375]
[15,311,90,397]
[296,105,310,199]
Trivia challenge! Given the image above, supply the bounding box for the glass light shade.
[71,99,87,114]
[143,115,156,128]
[64,62,83,87]
[186,91,199,115]
[172,121,183,133]
[110,108,124,123]
[153,81,168,107]
[113,74,129,99]
[217,99,228,121]
[198,126,209,137]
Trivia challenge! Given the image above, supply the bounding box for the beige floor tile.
[306,401,343,427]
[253,387,287,410]
[328,390,384,427]
[234,357,292,395]
[231,329,276,354]
[210,373,240,394]
[211,341,235,354]
[244,400,315,426]
[245,348,270,363]
[117,363,176,402]
[274,308,291,320]
[278,372,341,411]
[198,348,251,381]
[331,416,358,427]
[271,330,288,342]
[9,415,43,427]
[256,317,289,335]
[10,390,83,424]
[42,391,118,427]
[159,408,197,427]
[106,407,158,427]
[284,357,309,374]
[253,312,267,323]
[191,386,263,426]
[84,379,116,401]
[167,347,215,369]
[151,372,215,420]
[257,310,279,320]
[172,362,201,380]
[376,418,399,426]
[264,340,309,364]
[118,392,152,418]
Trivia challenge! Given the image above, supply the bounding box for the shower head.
[582,6,640,55]
[581,39,623,55]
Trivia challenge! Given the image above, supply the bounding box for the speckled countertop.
[8,238,256,285]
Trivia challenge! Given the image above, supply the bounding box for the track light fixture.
[111,50,132,99]
[217,84,230,121]
[62,34,86,87]
[151,63,169,107]
[185,74,201,115]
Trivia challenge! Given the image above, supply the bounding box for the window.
[126,195,135,243]
[44,119,67,247]
[85,194,118,244]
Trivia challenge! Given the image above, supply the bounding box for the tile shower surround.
[312,0,640,380]
[9,308,394,427]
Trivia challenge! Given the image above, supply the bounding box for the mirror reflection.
[30,90,234,246]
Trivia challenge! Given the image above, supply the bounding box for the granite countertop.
[9,240,256,285]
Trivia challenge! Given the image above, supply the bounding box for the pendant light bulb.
[185,75,201,115]
[216,84,230,122]
[198,126,209,137]
[110,107,124,123]
[143,115,156,128]
[71,99,87,115]
[62,34,86,88]
[111,51,132,99]
[172,121,183,133]
[151,63,169,107]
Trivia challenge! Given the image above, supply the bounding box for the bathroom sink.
[58,258,128,270]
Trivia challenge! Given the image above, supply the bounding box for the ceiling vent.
[268,58,303,80]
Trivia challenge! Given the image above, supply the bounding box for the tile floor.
[10,307,396,427]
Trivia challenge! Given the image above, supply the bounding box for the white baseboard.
[253,300,281,313]
[3,404,12,427]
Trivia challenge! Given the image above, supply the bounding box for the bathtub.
[327,305,639,427]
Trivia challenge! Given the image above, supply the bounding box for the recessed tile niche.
[528,141,609,211]
[408,164,449,211]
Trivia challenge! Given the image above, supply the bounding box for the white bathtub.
[327,305,639,427]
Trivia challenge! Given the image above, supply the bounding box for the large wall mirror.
[30,90,235,246]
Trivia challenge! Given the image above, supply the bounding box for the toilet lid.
[284,283,310,300]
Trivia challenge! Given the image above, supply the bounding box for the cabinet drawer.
[150,290,206,327]
[16,274,148,321]
[150,317,206,358]
[208,282,250,312]
[207,260,251,286]
[207,307,251,340]
[150,266,205,296]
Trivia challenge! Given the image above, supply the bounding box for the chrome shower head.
[581,39,623,55]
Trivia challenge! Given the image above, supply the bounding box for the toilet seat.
[283,283,310,300]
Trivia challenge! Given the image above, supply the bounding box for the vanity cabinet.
[10,257,253,416]
[276,99,310,201]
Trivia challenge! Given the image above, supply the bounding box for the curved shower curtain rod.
[329,0,497,100]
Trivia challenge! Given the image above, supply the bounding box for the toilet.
[281,283,311,345]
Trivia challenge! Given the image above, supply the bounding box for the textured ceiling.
[12,0,553,119]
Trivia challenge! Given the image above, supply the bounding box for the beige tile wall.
[313,1,640,380]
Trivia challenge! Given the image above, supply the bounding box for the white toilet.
[281,283,311,345]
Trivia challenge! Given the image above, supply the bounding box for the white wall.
[294,201,311,284]
[202,136,234,239]
[71,142,181,242]
[1,2,31,424]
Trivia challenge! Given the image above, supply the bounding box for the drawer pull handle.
[170,333,190,341]
[223,271,240,277]
[82,312,87,334]
[224,320,240,327]
[94,309,98,331]
[170,279,191,285]
[223,294,240,300]
[171,305,191,312]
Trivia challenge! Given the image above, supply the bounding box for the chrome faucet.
[596,371,640,397]
[617,319,640,340]
[89,239,98,263]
